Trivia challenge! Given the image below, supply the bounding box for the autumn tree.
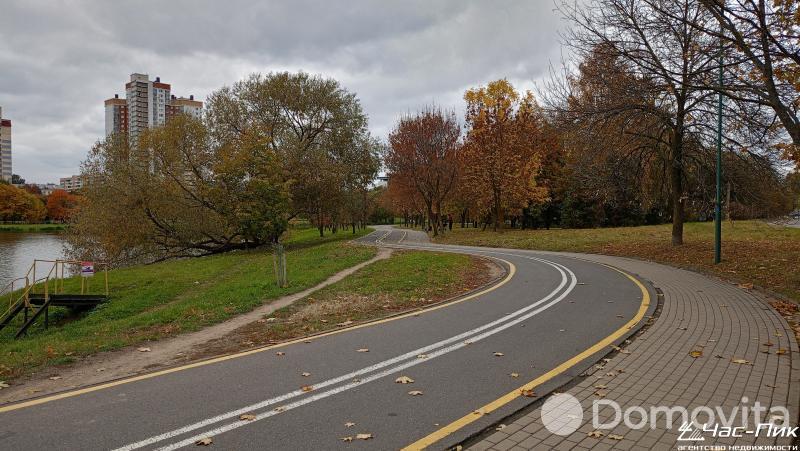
[385,108,460,236]
[0,183,46,222]
[697,0,800,164]
[205,72,379,237]
[461,79,548,231]
[68,116,291,264]
[46,189,81,222]
[558,0,731,244]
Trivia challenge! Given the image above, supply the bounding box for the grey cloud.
[0,0,567,182]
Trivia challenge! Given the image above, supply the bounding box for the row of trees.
[383,0,799,244]
[69,72,381,264]
[0,182,81,223]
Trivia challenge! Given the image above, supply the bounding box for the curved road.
[0,226,655,450]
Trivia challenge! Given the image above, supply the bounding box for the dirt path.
[0,248,394,405]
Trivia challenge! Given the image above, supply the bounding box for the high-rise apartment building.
[0,106,12,182]
[104,94,128,137]
[104,73,202,143]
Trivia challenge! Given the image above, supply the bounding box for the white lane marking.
[398,230,408,244]
[114,255,575,451]
[152,261,578,451]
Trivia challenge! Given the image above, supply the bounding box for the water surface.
[0,232,66,289]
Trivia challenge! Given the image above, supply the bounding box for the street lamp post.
[714,4,724,265]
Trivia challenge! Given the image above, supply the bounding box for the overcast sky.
[0,0,568,183]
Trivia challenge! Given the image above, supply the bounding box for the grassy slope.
[201,250,492,351]
[0,227,375,378]
[435,220,800,302]
[0,224,66,232]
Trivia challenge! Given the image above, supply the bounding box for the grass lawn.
[0,227,376,379]
[434,220,800,303]
[0,224,66,232]
[195,250,495,356]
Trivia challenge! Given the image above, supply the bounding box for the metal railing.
[0,259,109,322]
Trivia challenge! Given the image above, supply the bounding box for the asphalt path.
[0,226,655,450]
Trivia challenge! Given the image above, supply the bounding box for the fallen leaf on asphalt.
[731,358,753,365]
[677,327,688,331]
[49,376,61,380]
[28,389,41,394]
[137,347,151,352]
[594,384,607,389]
[463,340,473,345]
[493,352,504,357]
[763,341,774,347]
[408,390,423,396]
[340,436,353,442]
[738,283,754,289]
[714,354,724,358]
[274,406,286,412]
[559,329,565,332]
[510,373,520,378]
[472,408,488,415]
[604,372,616,378]
[496,424,507,431]
[689,350,703,358]
[345,422,356,428]
[416,354,428,359]
[355,433,373,440]
[776,348,788,355]
[301,385,314,392]
[239,414,256,421]
[520,389,536,397]
[256,319,266,323]
[616,315,624,318]
[195,437,213,446]
[352,378,362,383]
[337,320,354,327]
[594,391,607,398]
[276,351,285,356]
[301,372,311,377]
[395,376,414,384]
[608,434,624,440]
[266,317,277,322]
[587,430,605,438]
[96,368,105,372]
[356,348,369,353]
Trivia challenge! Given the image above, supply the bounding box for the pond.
[0,232,66,289]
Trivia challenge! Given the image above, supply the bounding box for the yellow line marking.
[0,258,516,414]
[402,264,651,450]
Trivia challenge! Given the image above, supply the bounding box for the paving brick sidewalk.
[470,253,800,451]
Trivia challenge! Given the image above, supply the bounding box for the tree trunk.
[670,129,684,246]
[493,191,503,232]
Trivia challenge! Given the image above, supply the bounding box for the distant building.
[104,73,203,144]
[104,94,128,137]
[37,183,59,196]
[0,106,12,182]
[59,175,86,192]
[168,95,203,120]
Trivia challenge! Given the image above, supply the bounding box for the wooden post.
[273,243,288,288]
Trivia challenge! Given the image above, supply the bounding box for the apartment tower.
[104,73,202,143]
[0,106,11,182]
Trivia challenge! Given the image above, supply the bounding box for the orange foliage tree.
[0,183,46,222]
[46,189,81,222]
[385,108,460,236]
[461,79,549,231]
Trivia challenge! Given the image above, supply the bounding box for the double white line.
[114,244,577,451]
